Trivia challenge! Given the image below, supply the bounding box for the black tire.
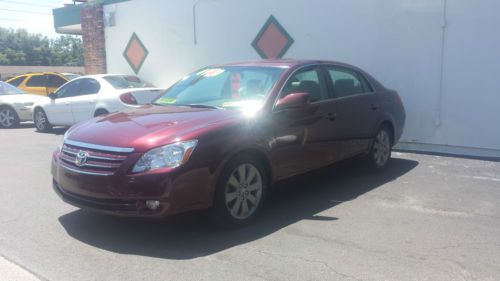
[366,125,392,171]
[34,108,53,132]
[211,154,269,227]
[94,109,109,117]
[0,106,20,129]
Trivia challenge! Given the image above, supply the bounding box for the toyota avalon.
[52,60,405,226]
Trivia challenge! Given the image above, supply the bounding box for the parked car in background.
[33,74,163,132]
[5,72,69,96]
[0,81,48,128]
[60,73,81,80]
[52,60,406,226]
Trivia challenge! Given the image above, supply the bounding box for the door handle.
[325,112,337,121]
[370,103,379,110]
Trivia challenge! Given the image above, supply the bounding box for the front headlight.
[63,130,70,141]
[131,140,198,173]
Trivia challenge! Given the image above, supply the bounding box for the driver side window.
[281,68,328,102]
[56,80,81,98]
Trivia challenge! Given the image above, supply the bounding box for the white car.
[32,74,163,132]
[0,81,48,128]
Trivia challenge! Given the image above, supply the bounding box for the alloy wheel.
[35,110,47,131]
[225,163,263,220]
[0,108,15,128]
[373,129,391,167]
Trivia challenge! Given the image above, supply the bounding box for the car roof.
[76,74,140,79]
[6,72,66,79]
[213,59,359,69]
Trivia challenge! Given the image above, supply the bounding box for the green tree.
[0,27,83,66]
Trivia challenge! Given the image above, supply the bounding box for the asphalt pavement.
[0,125,499,281]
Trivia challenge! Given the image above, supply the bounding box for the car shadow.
[5,123,35,129]
[49,127,68,135]
[58,157,418,260]
[7,122,68,135]
[32,127,68,135]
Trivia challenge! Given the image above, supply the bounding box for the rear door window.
[327,67,369,98]
[26,75,46,87]
[47,75,67,88]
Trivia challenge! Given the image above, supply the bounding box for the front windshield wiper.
[177,104,222,109]
[152,102,222,109]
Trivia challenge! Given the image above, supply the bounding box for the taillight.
[120,92,138,105]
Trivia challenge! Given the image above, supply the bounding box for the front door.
[44,80,81,125]
[70,78,101,122]
[270,66,337,179]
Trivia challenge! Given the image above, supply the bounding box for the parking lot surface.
[0,126,499,281]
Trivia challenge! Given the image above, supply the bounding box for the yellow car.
[5,72,69,97]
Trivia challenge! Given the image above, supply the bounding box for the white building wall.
[103,0,500,158]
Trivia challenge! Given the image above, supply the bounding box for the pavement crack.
[0,253,48,281]
[254,249,363,281]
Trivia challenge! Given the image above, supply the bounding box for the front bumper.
[51,151,215,218]
[14,105,34,122]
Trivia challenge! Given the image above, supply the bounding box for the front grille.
[60,143,130,176]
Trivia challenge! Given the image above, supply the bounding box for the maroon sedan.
[52,60,405,226]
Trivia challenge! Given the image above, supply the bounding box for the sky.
[0,0,73,38]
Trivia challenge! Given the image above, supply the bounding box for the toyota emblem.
[75,150,89,167]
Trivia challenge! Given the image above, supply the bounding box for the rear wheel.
[212,154,268,227]
[366,126,392,171]
[0,106,20,128]
[34,108,52,132]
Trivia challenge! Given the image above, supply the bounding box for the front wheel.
[94,109,109,117]
[212,155,268,227]
[366,126,392,171]
[34,108,53,132]
[0,106,20,128]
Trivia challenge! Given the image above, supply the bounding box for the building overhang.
[52,0,130,35]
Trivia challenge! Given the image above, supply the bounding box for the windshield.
[103,75,155,89]
[0,81,24,95]
[153,66,285,110]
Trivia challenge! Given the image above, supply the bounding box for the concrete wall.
[102,0,500,158]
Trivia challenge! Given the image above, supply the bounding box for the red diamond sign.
[123,33,149,74]
[252,15,294,59]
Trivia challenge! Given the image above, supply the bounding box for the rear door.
[324,65,381,159]
[24,75,48,96]
[46,74,67,94]
[69,78,101,122]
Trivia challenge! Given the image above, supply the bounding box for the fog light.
[146,200,160,210]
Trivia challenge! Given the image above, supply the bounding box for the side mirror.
[48,92,57,99]
[274,92,310,111]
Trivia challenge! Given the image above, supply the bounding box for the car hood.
[66,105,243,152]
[0,94,49,105]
